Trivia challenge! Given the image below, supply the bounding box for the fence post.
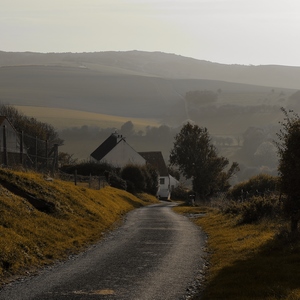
[2,125,8,166]
[35,136,38,170]
[74,169,77,186]
[52,143,59,174]
[45,139,48,169]
[20,131,24,165]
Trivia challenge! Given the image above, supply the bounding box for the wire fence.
[1,124,59,174]
[58,171,108,190]
[0,123,109,190]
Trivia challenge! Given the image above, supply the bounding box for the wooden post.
[74,169,77,186]
[45,139,48,168]
[2,125,8,166]
[20,131,24,165]
[35,136,38,170]
[52,143,59,174]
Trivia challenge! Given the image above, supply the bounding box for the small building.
[139,151,172,200]
[90,132,179,199]
[90,132,146,167]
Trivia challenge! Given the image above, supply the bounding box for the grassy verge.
[173,205,300,300]
[0,168,158,286]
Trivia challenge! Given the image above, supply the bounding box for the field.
[15,106,161,131]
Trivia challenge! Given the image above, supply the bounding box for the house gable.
[90,133,146,168]
[138,151,169,176]
[90,133,120,161]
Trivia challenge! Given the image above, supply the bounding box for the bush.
[223,195,283,224]
[170,184,189,200]
[109,173,127,190]
[227,174,278,201]
[121,164,146,193]
[141,164,159,196]
[60,161,114,176]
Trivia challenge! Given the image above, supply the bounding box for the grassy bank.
[0,168,158,286]
[174,206,300,300]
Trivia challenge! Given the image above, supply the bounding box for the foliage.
[227,174,278,201]
[276,108,300,232]
[0,104,63,145]
[108,172,127,190]
[170,184,189,200]
[223,196,283,224]
[168,166,180,181]
[58,152,78,167]
[121,164,146,193]
[0,104,64,170]
[120,164,158,195]
[169,122,239,199]
[141,164,159,196]
[60,161,114,176]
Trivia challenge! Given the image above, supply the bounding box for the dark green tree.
[169,122,239,199]
[276,108,300,233]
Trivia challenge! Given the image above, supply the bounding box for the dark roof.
[138,151,169,176]
[91,133,124,161]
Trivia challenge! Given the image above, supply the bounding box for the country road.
[0,202,207,300]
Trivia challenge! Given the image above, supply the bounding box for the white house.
[90,133,179,199]
[90,132,146,167]
[138,151,173,200]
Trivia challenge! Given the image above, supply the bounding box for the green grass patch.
[173,206,300,300]
[0,168,158,286]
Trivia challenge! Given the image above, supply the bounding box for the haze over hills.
[1,50,300,89]
[1,50,300,181]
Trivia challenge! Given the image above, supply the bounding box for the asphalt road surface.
[0,202,206,300]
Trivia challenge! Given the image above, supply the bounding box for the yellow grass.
[173,206,300,300]
[0,168,158,285]
[15,106,161,130]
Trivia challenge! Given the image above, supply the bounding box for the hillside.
[1,51,300,89]
[1,50,299,181]
[0,168,158,286]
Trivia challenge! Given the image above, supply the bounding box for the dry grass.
[0,168,158,286]
[173,205,300,300]
[15,106,160,131]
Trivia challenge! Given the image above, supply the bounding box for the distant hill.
[1,50,300,89]
[0,51,297,122]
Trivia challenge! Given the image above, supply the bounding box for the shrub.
[141,164,159,196]
[109,173,127,190]
[60,161,114,176]
[227,174,278,201]
[170,184,189,200]
[223,195,283,224]
[121,164,146,193]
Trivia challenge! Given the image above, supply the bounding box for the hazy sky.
[2,0,300,66]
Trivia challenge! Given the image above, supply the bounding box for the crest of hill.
[1,50,300,89]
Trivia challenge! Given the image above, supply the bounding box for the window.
[160,178,165,185]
